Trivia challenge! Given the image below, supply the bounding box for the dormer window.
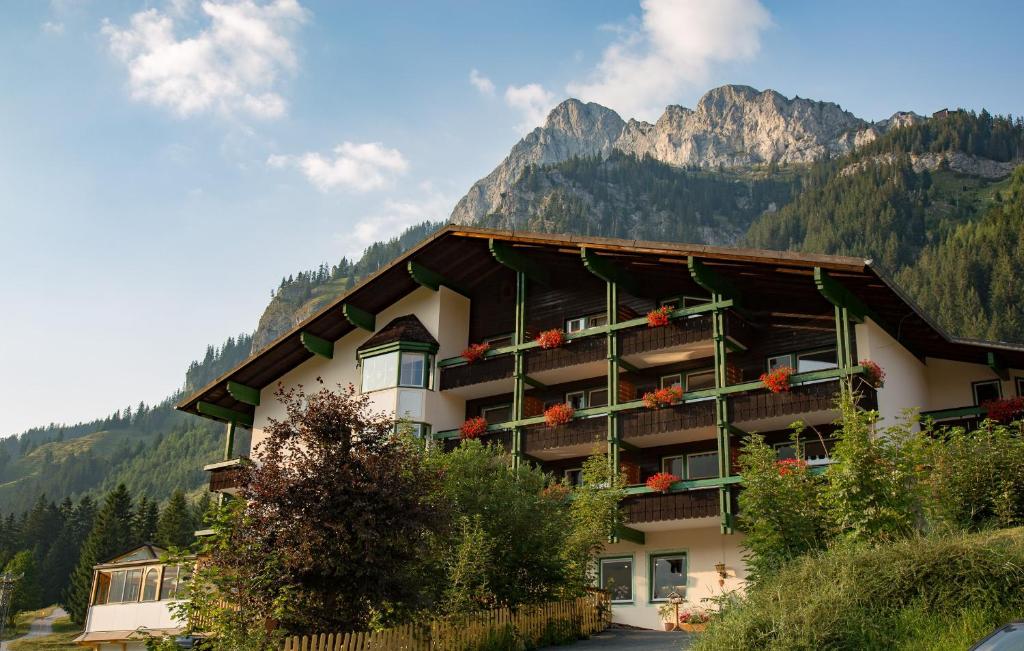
[357,315,440,392]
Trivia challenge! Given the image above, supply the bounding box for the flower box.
[776,458,808,476]
[535,329,566,350]
[646,472,679,493]
[679,623,707,633]
[760,366,794,393]
[544,403,574,427]
[647,305,672,328]
[459,416,488,439]
[461,342,490,363]
[860,359,885,388]
[642,385,684,409]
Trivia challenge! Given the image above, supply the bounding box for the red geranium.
[642,385,684,409]
[647,305,672,328]
[776,458,808,476]
[984,398,1024,424]
[544,403,575,427]
[535,329,566,350]
[461,342,490,363]
[760,366,795,393]
[646,472,679,493]
[459,416,488,439]
[860,359,885,388]
[678,609,710,625]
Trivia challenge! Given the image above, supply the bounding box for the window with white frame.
[650,553,687,601]
[974,380,1002,405]
[599,557,633,603]
[686,369,716,391]
[687,451,719,479]
[566,313,607,333]
[399,352,427,387]
[662,455,685,477]
[797,348,838,373]
[362,351,430,392]
[767,354,794,372]
[660,374,683,390]
[566,391,587,410]
[775,438,837,466]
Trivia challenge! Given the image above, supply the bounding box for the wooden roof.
[357,315,438,352]
[177,225,1024,426]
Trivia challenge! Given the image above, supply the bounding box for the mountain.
[450,85,922,224]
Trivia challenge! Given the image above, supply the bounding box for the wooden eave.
[177,225,1024,425]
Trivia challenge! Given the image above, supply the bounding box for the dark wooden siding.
[439,356,514,390]
[523,417,607,454]
[624,489,719,523]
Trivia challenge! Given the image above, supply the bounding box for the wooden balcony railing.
[523,416,607,454]
[438,355,514,391]
[524,336,606,375]
[731,379,845,423]
[619,401,716,442]
[204,458,248,494]
[619,309,750,358]
[623,488,719,523]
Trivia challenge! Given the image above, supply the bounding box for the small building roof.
[356,314,439,352]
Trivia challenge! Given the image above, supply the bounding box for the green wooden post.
[711,294,734,534]
[512,271,527,469]
[223,420,236,461]
[607,281,620,478]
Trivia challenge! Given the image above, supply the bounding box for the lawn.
[1,607,55,641]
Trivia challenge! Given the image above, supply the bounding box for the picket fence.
[281,593,611,651]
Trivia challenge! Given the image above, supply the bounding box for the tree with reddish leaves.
[199,380,445,637]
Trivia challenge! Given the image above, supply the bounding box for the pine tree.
[156,490,194,549]
[65,485,135,624]
[4,550,41,621]
[134,497,159,542]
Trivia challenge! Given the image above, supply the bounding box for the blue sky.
[1,0,1022,436]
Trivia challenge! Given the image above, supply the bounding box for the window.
[397,422,430,439]
[775,438,837,466]
[797,349,838,373]
[1018,378,1024,398]
[481,404,512,424]
[485,333,514,348]
[687,451,719,479]
[599,557,633,603]
[974,380,1002,405]
[660,296,709,310]
[589,388,609,408]
[566,391,587,410]
[650,553,687,601]
[94,572,111,605]
[142,568,160,602]
[124,569,143,603]
[686,370,716,391]
[662,455,685,477]
[564,468,583,486]
[160,566,180,601]
[660,374,682,390]
[108,570,127,603]
[566,314,606,333]
[767,354,794,371]
[399,352,426,387]
[362,352,398,392]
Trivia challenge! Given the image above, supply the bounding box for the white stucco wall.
[85,600,183,633]
[854,318,928,428]
[249,286,472,454]
[922,357,1016,410]
[600,522,746,630]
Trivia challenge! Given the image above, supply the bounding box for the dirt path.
[0,607,67,651]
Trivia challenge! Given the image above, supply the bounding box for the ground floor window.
[650,552,687,601]
[974,379,1002,405]
[599,557,633,603]
[564,468,583,486]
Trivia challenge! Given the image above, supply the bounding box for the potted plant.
[544,403,575,427]
[859,359,885,388]
[776,458,808,476]
[646,472,679,493]
[657,603,678,631]
[678,608,710,633]
[759,365,794,393]
[461,342,490,363]
[647,305,672,328]
[459,416,488,439]
[642,385,684,409]
[984,397,1024,424]
[535,328,566,349]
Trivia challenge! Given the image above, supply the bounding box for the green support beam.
[196,401,253,428]
[581,247,642,297]
[407,260,469,297]
[688,257,740,302]
[523,375,547,390]
[300,331,334,359]
[225,381,260,406]
[489,239,550,285]
[988,351,1009,380]
[223,421,236,461]
[613,524,646,545]
[342,303,376,332]
[617,438,640,453]
[617,357,640,374]
[813,268,870,324]
[511,270,528,468]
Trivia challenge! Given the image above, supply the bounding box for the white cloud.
[469,68,495,97]
[102,0,307,120]
[268,141,409,192]
[343,183,453,258]
[567,0,772,120]
[504,83,555,133]
[41,21,65,35]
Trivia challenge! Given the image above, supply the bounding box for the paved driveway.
[541,628,694,650]
[0,607,67,651]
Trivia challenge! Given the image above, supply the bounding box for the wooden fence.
[281,592,610,651]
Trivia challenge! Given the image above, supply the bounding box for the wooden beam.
[613,524,646,545]
[617,357,640,374]
[688,257,739,300]
[814,268,869,323]
[489,239,549,285]
[988,351,1009,380]
[581,247,642,296]
[300,331,334,359]
[616,437,640,453]
[342,303,375,332]
[407,260,468,297]
[196,401,253,427]
[523,375,547,390]
[225,381,260,406]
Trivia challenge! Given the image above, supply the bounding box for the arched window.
[142,568,160,601]
[159,566,179,600]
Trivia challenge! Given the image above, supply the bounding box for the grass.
[7,616,81,651]
[693,528,1024,650]
[1,607,55,640]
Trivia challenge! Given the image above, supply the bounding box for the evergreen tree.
[3,551,41,622]
[65,485,135,624]
[134,497,159,542]
[156,490,194,549]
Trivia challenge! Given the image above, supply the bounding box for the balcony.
[619,310,750,369]
[623,488,720,526]
[204,457,248,496]
[524,336,607,385]
[523,416,607,460]
[438,355,514,399]
[730,378,876,432]
[619,401,716,447]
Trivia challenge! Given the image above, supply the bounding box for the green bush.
[693,528,1024,650]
